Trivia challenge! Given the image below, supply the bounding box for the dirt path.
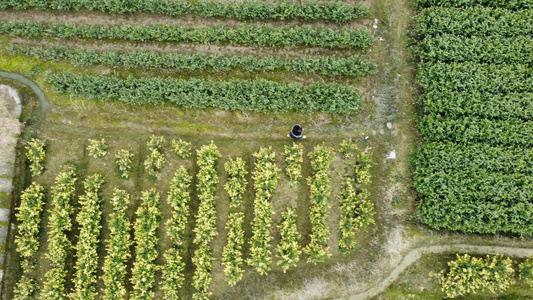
[344,244,533,300]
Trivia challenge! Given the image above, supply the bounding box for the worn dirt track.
[343,244,533,300]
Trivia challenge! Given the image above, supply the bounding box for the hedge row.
[0,20,373,49]
[0,0,369,24]
[8,43,377,78]
[45,72,362,114]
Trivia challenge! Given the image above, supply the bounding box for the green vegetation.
[222,212,245,286]
[519,256,533,286]
[41,166,77,299]
[247,147,280,275]
[25,138,46,176]
[161,167,191,299]
[284,143,303,185]
[0,0,369,23]
[0,21,373,49]
[13,183,45,300]
[144,135,166,179]
[87,138,107,158]
[114,149,133,179]
[102,189,132,300]
[130,189,161,300]
[415,0,532,10]
[71,174,105,300]
[45,72,362,114]
[276,208,301,273]
[224,157,248,209]
[192,143,221,299]
[304,144,334,264]
[171,139,191,159]
[7,44,377,78]
[414,0,533,235]
[432,254,514,298]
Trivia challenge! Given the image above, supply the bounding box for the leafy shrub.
[222,212,245,285]
[102,189,132,300]
[284,143,303,185]
[87,138,108,158]
[25,138,46,175]
[171,139,191,159]
[247,147,280,275]
[115,149,133,179]
[276,208,301,272]
[130,189,161,300]
[224,157,248,208]
[144,135,166,178]
[71,174,105,300]
[192,143,221,299]
[519,256,533,286]
[161,167,191,299]
[15,182,45,259]
[41,166,77,299]
[433,254,514,298]
[304,145,334,264]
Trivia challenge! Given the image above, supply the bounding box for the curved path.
[0,70,50,126]
[344,244,533,300]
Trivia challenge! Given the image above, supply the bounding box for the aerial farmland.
[0,0,532,299]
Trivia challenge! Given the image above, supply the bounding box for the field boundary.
[343,244,533,300]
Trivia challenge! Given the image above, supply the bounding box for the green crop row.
[416,174,533,235]
[421,91,533,121]
[417,34,533,65]
[418,62,533,95]
[0,0,369,24]
[415,7,533,37]
[419,115,533,147]
[415,0,532,10]
[414,142,533,177]
[0,20,373,49]
[45,72,362,114]
[7,43,377,78]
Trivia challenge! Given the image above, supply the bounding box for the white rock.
[386,122,392,129]
[386,150,396,160]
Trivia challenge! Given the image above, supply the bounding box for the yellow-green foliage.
[25,138,46,175]
[519,256,533,286]
[433,254,514,298]
[87,139,108,158]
